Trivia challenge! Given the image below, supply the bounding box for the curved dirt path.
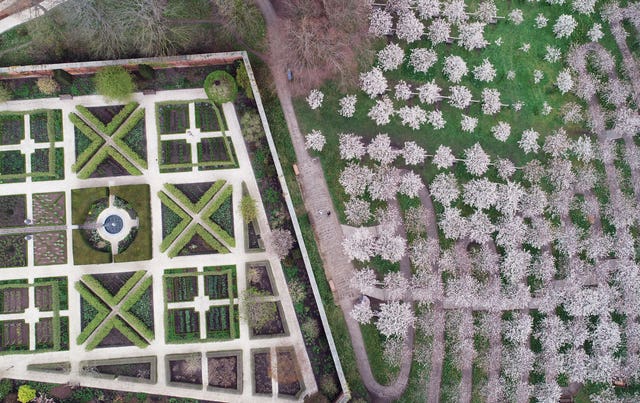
[253,0,413,400]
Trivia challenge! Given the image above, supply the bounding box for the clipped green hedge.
[204,71,238,105]
[77,104,139,136]
[167,225,199,258]
[113,108,147,168]
[203,185,235,247]
[158,191,191,252]
[76,283,108,344]
[69,113,102,172]
[114,317,148,348]
[113,271,146,303]
[80,274,116,306]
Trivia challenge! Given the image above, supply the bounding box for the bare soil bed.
[277,350,302,397]
[32,192,65,225]
[96,327,135,348]
[86,105,125,125]
[96,362,152,380]
[35,285,53,311]
[35,318,53,347]
[208,355,238,389]
[91,272,136,296]
[89,156,131,178]
[253,352,272,394]
[177,233,218,256]
[1,320,28,350]
[169,356,202,385]
[247,264,273,295]
[252,303,285,336]
[0,195,26,227]
[173,182,213,204]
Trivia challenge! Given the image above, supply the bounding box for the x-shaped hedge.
[75,271,153,350]
[70,103,147,179]
[159,180,235,258]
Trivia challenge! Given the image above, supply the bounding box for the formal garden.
[291,0,640,401]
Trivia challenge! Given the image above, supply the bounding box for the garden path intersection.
[0,85,316,401]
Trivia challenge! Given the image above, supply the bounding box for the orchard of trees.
[299,0,640,401]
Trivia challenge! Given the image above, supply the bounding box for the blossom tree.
[409,48,438,73]
[426,18,451,45]
[416,0,441,19]
[463,177,498,210]
[448,85,473,109]
[397,105,427,129]
[397,11,425,43]
[368,96,395,125]
[457,22,488,50]
[491,121,511,142]
[339,132,366,160]
[467,211,495,243]
[369,165,402,201]
[350,268,377,294]
[376,301,416,338]
[368,133,400,165]
[399,171,424,198]
[442,0,468,24]
[344,198,371,226]
[519,129,540,154]
[464,143,491,176]
[472,58,496,82]
[306,89,324,109]
[360,67,388,98]
[339,95,357,117]
[343,228,376,262]
[369,8,393,36]
[433,145,456,169]
[269,228,295,259]
[507,9,523,25]
[443,55,468,83]
[339,163,372,196]
[481,88,502,115]
[556,69,574,94]
[394,81,413,101]
[535,13,548,28]
[475,0,498,23]
[376,233,407,262]
[544,46,562,63]
[304,129,326,151]
[587,23,604,41]
[431,172,460,205]
[573,0,596,15]
[417,80,443,104]
[351,297,375,324]
[378,42,405,71]
[402,141,427,165]
[427,110,446,129]
[439,206,466,239]
[495,158,516,180]
[553,15,577,38]
[461,114,478,133]
[543,128,571,157]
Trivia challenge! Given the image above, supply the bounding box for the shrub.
[53,69,73,86]
[241,287,278,331]
[36,77,60,95]
[0,83,12,103]
[0,379,11,400]
[204,71,238,104]
[240,195,257,223]
[94,66,136,101]
[235,63,253,99]
[319,375,338,397]
[17,385,35,403]
[301,318,319,342]
[138,64,155,80]
[288,279,306,305]
[240,110,264,143]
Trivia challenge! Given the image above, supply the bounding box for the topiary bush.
[17,385,35,403]
[94,66,136,101]
[204,71,238,105]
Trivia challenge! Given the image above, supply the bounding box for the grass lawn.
[71,187,109,225]
[111,184,152,262]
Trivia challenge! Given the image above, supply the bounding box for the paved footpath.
[254,0,413,400]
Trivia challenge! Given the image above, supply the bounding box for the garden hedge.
[69,113,102,172]
[76,103,138,136]
[76,283,109,344]
[158,191,191,252]
[111,185,152,262]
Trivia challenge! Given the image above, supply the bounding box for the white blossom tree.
[519,129,540,154]
[491,121,511,142]
[402,141,427,165]
[343,228,376,262]
[442,0,468,24]
[368,133,400,165]
[587,23,604,41]
[339,132,366,160]
[339,163,372,196]
[543,128,571,157]
[416,0,441,19]
[397,105,427,129]
[344,198,371,226]
[443,55,468,83]
[457,22,488,50]
[394,81,413,101]
[304,129,326,151]
[351,297,375,324]
[433,145,456,169]
[535,13,548,28]
[427,109,446,129]
[426,18,451,45]
[369,8,393,36]
[360,67,388,98]
[397,11,425,43]
[508,9,524,25]
[475,0,498,23]
[439,206,466,239]
[463,177,498,210]
[339,94,357,117]
[376,301,415,338]
[544,46,562,63]
[431,172,460,205]
[448,85,473,109]
[409,48,438,73]
[269,228,295,259]
[461,114,478,133]
[350,268,377,294]
[572,0,596,15]
[464,143,491,176]
[417,80,443,104]
[306,89,324,110]
[399,171,424,198]
[378,42,405,71]
[496,158,516,180]
[467,211,495,243]
[368,96,395,125]
[481,88,502,115]
[472,58,496,82]
[553,15,577,38]
[376,233,407,262]
[369,165,402,201]
[556,69,574,94]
